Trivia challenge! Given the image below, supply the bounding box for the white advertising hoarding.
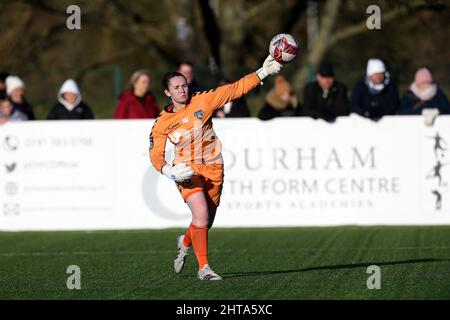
[0,115,449,231]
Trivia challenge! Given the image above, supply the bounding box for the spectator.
[5,75,35,120]
[0,91,28,125]
[302,63,349,122]
[0,72,9,95]
[177,61,203,93]
[47,79,94,120]
[351,59,399,120]
[114,69,159,119]
[398,67,450,115]
[214,79,251,118]
[258,76,300,120]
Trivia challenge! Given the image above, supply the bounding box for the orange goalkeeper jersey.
[149,72,261,173]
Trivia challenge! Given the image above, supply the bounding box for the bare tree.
[291,0,448,93]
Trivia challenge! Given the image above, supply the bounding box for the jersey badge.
[194,109,204,120]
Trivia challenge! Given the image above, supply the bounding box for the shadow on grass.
[222,258,450,279]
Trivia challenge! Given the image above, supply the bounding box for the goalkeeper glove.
[256,55,283,81]
[162,163,194,182]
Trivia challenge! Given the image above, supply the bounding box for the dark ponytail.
[162,72,187,90]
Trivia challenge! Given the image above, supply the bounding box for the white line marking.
[0,246,449,257]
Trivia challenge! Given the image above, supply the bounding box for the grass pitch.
[0,226,449,299]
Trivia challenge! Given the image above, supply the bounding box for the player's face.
[165,76,189,104]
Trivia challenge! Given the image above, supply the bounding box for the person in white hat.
[351,58,399,120]
[47,79,94,120]
[5,75,35,120]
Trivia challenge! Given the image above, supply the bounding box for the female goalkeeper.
[149,55,282,280]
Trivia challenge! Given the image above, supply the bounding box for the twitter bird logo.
[5,162,16,173]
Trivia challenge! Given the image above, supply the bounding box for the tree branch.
[292,0,341,91]
[282,0,308,33]
[244,0,274,20]
[198,0,222,70]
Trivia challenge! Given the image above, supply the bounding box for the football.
[269,33,299,64]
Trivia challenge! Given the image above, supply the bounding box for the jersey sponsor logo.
[194,109,204,120]
[182,117,189,124]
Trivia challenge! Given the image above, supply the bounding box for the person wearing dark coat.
[114,69,159,119]
[47,79,94,120]
[258,76,300,120]
[12,100,34,120]
[398,67,450,115]
[5,75,35,120]
[302,63,349,122]
[351,59,399,120]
